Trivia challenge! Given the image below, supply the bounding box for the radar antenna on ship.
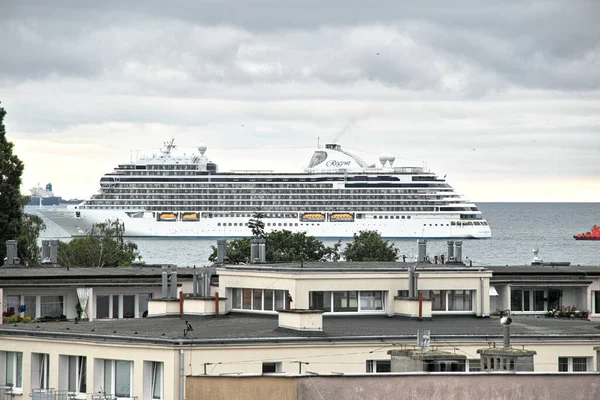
[161,138,177,155]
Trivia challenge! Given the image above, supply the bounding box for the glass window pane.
[252,289,263,310]
[572,358,587,372]
[360,291,383,311]
[242,289,252,310]
[274,291,284,310]
[6,295,19,315]
[264,290,274,311]
[41,296,64,319]
[6,352,15,386]
[534,291,545,312]
[232,289,241,309]
[112,295,119,318]
[115,361,131,396]
[152,362,162,399]
[24,296,37,319]
[334,292,358,312]
[432,290,446,311]
[593,291,600,314]
[104,360,112,394]
[139,294,152,317]
[558,357,568,372]
[97,296,110,319]
[523,290,531,311]
[123,295,135,318]
[510,289,523,312]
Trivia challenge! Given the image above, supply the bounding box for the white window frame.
[100,359,133,399]
[65,355,87,397]
[592,291,600,315]
[424,290,474,314]
[262,362,283,374]
[558,357,592,372]
[142,361,163,400]
[309,291,387,314]
[1,351,23,394]
[366,360,391,373]
[230,288,288,313]
[31,353,50,390]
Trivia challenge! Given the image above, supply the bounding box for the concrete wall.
[187,375,297,400]
[294,374,600,400]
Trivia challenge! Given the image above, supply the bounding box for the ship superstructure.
[40,140,491,239]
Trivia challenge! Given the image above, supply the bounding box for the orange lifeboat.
[574,225,600,240]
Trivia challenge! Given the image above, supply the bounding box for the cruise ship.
[40,140,491,239]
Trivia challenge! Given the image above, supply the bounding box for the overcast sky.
[1,0,599,201]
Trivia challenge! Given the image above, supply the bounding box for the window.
[123,295,135,318]
[41,295,64,319]
[262,362,282,374]
[139,294,152,318]
[231,288,290,312]
[143,361,163,400]
[558,357,591,372]
[100,359,133,398]
[366,360,391,373]
[511,289,551,313]
[64,356,87,395]
[24,296,37,319]
[310,291,386,313]
[3,351,23,391]
[31,353,50,390]
[593,291,600,314]
[97,295,111,319]
[467,359,481,372]
[421,290,473,312]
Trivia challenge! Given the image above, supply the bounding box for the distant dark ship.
[28,183,82,206]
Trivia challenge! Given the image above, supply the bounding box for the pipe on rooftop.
[179,348,185,400]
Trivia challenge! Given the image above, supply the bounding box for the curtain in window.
[76,288,91,319]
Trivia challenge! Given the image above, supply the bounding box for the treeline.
[208,229,399,263]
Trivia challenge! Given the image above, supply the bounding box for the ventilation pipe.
[41,240,51,264]
[171,270,178,299]
[5,240,18,266]
[216,239,227,264]
[447,240,455,261]
[417,240,427,263]
[258,240,266,263]
[454,241,463,263]
[408,266,419,297]
[50,239,58,263]
[250,239,259,263]
[192,269,198,297]
[161,266,169,298]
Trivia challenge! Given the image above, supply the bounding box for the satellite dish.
[198,144,207,155]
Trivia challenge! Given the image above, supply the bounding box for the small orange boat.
[574,225,600,240]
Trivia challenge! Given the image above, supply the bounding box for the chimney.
[50,239,58,263]
[454,241,462,263]
[161,266,169,298]
[408,266,419,297]
[250,238,266,264]
[417,239,427,263]
[216,239,227,264]
[41,240,51,263]
[5,240,18,266]
[447,240,455,261]
[278,309,323,332]
[192,269,198,297]
[171,269,178,299]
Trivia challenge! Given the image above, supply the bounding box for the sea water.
[31,203,600,267]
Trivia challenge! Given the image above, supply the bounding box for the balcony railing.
[30,389,71,400]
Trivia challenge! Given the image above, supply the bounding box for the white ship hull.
[40,208,491,239]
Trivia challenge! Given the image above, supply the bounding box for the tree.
[342,230,398,261]
[208,230,337,264]
[18,213,46,265]
[0,103,25,262]
[208,238,251,264]
[266,230,335,263]
[247,212,265,238]
[58,219,139,267]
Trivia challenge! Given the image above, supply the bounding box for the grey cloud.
[0,1,598,93]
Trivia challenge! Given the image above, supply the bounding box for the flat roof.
[1,314,599,346]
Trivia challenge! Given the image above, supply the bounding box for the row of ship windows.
[217,222,320,227]
[100,185,451,192]
[425,221,488,226]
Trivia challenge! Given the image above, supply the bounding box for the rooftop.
[1,313,599,346]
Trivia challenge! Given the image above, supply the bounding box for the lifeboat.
[158,212,177,221]
[301,212,325,222]
[574,225,600,240]
[182,212,200,221]
[329,212,354,222]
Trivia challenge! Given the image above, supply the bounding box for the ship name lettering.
[326,160,351,167]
